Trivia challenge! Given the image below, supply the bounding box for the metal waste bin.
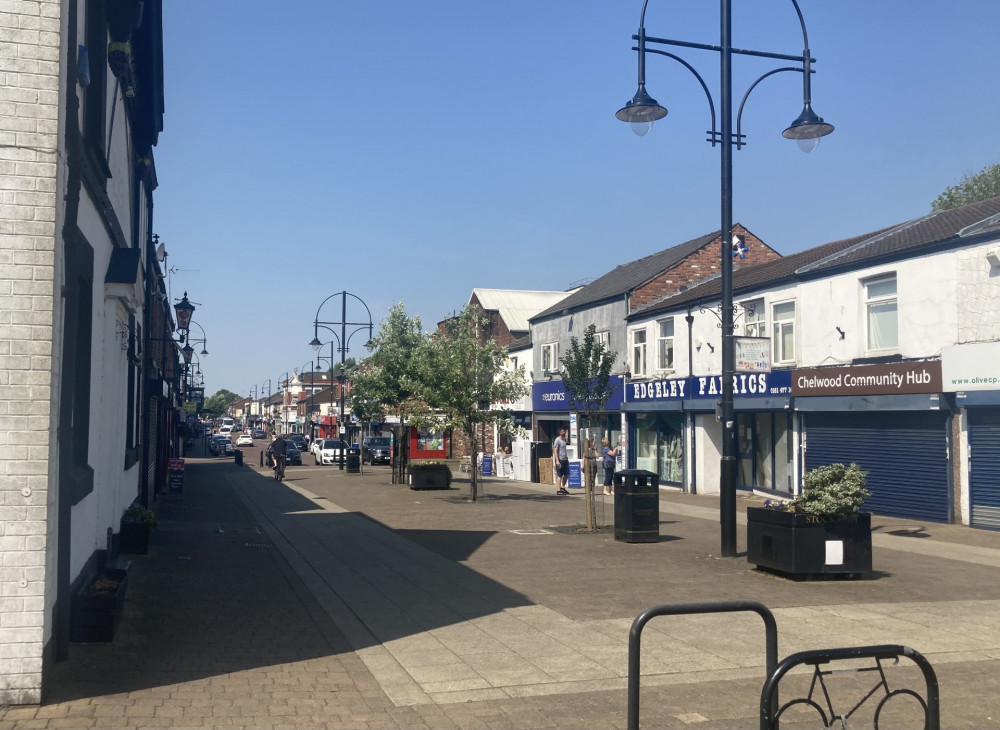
[346,453,361,473]
[234,449,243,466]
[613,469,659,543]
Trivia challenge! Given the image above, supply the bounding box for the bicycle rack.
[627,601,778,730]
[759,644,939,730]
[627,602,939,730]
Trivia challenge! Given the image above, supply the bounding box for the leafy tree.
[931,161,1000,211]
[407,304,529,502]
[560,324,618,530]
[349,303,426,483]
[203,389,241,416]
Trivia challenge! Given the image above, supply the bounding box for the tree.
[560,324,618,530]
[931,162,1000,212]
[203,389,241,416]
[407,304,529,502]
[349,303,426,483]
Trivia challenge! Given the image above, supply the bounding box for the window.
[743,299,765,337]
[865,274,898,350]
[631,329,647,377]
[541,343,559,373]
[772,301,795,364]
[595,330,610,350]
[656,318,674,371]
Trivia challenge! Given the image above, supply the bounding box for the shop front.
[531,376,625,461]
[622,377,687,487]
[943,342,1000,529]
[794,360,951,522]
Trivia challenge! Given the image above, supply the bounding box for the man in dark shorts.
[553,429,569,495]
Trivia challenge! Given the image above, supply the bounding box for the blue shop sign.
[689,370,792,399]
[532,375,625,411]
[626,377,689,403]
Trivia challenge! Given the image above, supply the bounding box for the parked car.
[223,440,234,456]
[314,439,350,465]
[286,444,302,466]
[252,429,266,440]
[362,436,392,465]
[210,434,230,456]
[286,433,307,452]
[236,434,254,447]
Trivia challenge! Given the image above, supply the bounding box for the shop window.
[736,412,793,493]
[771,301,795,364]
[541,343,559,373]
[865,274,898,351]
[631,329,647,377]
[656,318,674,371]
[635,412,683,484]
[743,298,765,336]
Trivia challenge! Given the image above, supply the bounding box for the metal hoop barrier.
[627,601,778,730]
[759,644,939,730]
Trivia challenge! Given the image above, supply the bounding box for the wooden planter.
[70,568,128,642]
[119,522,152,555]
[746,507,872,577]
[408,466,451,490]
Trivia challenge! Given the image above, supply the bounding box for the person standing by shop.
[554,429,570,495]
[600,437,618,496]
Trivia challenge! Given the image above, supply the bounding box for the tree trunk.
[584,438,596,530]
[469,425,479,501]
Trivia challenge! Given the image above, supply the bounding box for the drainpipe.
[686,309,697,494]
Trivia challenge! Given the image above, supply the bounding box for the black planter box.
[746,507,872,576]
[70,568,128,642]
[119,522,151,555]
[613,470,659,543]
[408,466,451,490]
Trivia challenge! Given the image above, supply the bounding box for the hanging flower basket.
[108,41,131,78]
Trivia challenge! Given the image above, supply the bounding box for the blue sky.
[154,1,1000,400]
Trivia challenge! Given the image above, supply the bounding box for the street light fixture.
[187,320,209,357]
[617,0,833,558]
[311,291,373,470]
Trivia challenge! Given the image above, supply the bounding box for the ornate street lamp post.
[310,291,373,470]
[616,0,833,557]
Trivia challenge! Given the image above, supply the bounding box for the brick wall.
[467,294,517,347]
[0,0,62,706]
[630,226,781,310]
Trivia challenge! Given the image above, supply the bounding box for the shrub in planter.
[120,504,156,555]
[71,568,128,642]
[747,463,873,577]
[407,461,452,490]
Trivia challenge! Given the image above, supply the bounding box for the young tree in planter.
[348,303,426,484]
[408,304,528,502]
[561,324,618,531]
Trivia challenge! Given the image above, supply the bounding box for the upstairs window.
[743,299,765,337]
[632,329,647,377]
[595,330,610,350]
[865,274,898,351]
[656,318,674,371]
[541,343,559,373]
[772,301,795,364]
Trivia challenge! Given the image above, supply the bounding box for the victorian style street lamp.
[310,291,373,470]
[616,0,833,558]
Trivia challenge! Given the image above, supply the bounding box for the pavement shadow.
[46,460,536,703]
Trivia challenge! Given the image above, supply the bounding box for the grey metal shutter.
[970,409,1000,530]
[805,411,950,521]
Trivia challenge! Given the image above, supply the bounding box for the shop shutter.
[805,411,949,521]
[969,409,1000,530]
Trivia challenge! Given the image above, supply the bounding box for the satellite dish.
[155,241,166,262]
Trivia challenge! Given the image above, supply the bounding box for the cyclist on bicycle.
[268,434,288,479]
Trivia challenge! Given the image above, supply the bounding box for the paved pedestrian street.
[7,451,1000,729]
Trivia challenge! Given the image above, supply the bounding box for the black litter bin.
[234,449,243,466]
[346,453,361,473]
[613,469,659,543]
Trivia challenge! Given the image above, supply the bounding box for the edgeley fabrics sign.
[626,370,791,403]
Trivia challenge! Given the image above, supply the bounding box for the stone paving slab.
[4,454,1000,728]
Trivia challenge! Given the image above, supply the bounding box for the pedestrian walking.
[554,429,570,495]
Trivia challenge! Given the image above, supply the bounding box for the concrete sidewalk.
[7,455,1000,729]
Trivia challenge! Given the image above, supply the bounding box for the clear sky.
[153,1,1000,400]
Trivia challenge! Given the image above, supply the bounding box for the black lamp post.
[310,291,373,470]
[186,320,209,357]
[616,0,833,558]
[174,291,195,335]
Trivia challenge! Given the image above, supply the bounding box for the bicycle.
[273,454,286,482]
